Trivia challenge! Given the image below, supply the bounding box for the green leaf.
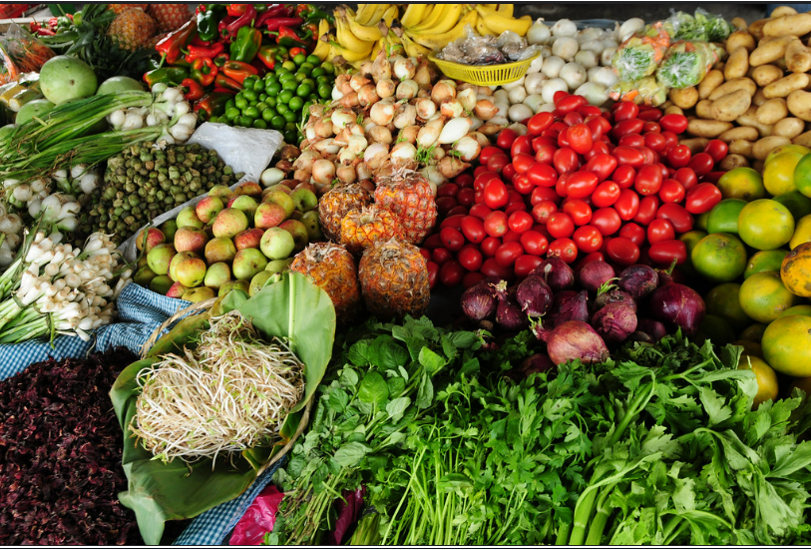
[333,441,372,467]
[698,386,732,427]
[369,336,409,369]
[416,374,434,410]
[419,346,446,374]
[358,371,389,405]
[386,397,411,423]
[328,388,350,413]
[347,340,372,366]
[340,367,359,388]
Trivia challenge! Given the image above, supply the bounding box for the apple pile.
[133,180,321,302]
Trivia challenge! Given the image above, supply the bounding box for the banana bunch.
[474,4,532,37]
[328,4,399,68]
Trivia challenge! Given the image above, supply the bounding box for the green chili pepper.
[230,25,263,63]
[143,66,190,89]
[196,4,227,43]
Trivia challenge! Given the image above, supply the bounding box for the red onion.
[594,287,637,312]
[635,318,667,342]
[506,353,556,381]
[649,283,705,336]
[516,275,553,317]
[619,265,659,300]
[591,303,638,346]
[494,282,527,331]
[578,261,616,293]
[546,290,589,328]
[538,321,609,366]
[461,282,498,322]
[532,258,575,292]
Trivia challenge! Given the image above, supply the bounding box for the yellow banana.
[381,5,399,27]
[401,33,432,58]
[311,19,332,60]
[371,37,384,61]
[354,4,377,25]
[423,3,462,35]
[475,16,492,37]
[496,4,514,17]
[383,29,406,57]
[345,10,384,42]
[329,40,373,63]
[335,16,376,53]
[409,10,478,51]
[365,3,392,26]
[476,7,532,36]
[400,3,428,28]
[410,4,449,32]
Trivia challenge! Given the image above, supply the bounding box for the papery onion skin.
[649,283,705,337]
[578,261,615,294]
[619,265,659,300]
[591,302,638,346]
[461,282,498,322]
[533,257,575,292]
[539,321,609,366]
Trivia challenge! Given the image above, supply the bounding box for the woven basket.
[429,52,540,86]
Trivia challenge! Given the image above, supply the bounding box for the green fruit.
[39,55,98,104]
[15,99,54,125]
[707,199,746,234]
[691,233,748,283]
[96,76,144,95]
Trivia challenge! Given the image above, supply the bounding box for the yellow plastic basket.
[428,52,540,86]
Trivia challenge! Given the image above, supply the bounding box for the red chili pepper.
[221,59,258,84]
[264,17,303,31]
[256,4,292,26]
[289,46,307,58]
[215,72,244,92]
[213,87,238,94]
[190,57,218,87]
[185,42,225,63]
[226,4,257,37]
[37,28,56,36]
[182,78,206,101]
[156,20,198,65]
[227,4,249,17]
[218,15,236,41]
[195,91,236,121]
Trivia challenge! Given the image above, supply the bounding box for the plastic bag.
[666,8,733,43]
[609,76,669,107]
[0,23,55,85]
[656,41,721,89]
[228,485,285,546]
[436,27,540,65]
[611,22,671,82]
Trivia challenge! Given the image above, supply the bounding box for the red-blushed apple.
[195,196,225,224]
[176,206,204,229]
[254,202,288,230]
[260,227,295,260]
[182,287,216,303]
[229,195,259,216]
[205,237,237,263]
[234,228,264,251]
[262,190,295,217]
[208,185,235,201]
[174,227,209,255]
[234,181,263,197]
[204,262,231,289]
[166,282,188,299]
[169,251,198,282]
[279,219,309,253]
[212,208,249,239]
[175,256,208,288]
[135,227,165,253]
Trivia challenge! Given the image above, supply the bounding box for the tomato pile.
[423,92,731,290]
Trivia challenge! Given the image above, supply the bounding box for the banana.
[354,4,377,26]
[476,6,532,36]
[475,16,492,37]
[345,11,384,42]
[364,3,392,26]
[335,16,376,53]
[400,3,428,28]
[409,10,478,51]
[421,3,462,35]
[381,5,399,27]
[401,32,432,58]
[311,19,332,60]
[496,4,514,17]
[410,4,449,32]
[330,41,374,63]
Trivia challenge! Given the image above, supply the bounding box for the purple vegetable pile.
[0,349,140,545]
[461,258,706,367]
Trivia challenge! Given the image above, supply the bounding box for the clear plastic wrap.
[609,76,669,107]
[666,8,734,43]
[0,23,55,84]
[656,40,721,89]
[611,22,671,82]
[436,27,541,65]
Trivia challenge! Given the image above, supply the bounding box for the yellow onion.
[421,165,444,192]
[336,74,353,95]
[293,151,319,171]
[417,117,445,149]
[371,50,392,83]
[370,99,396,126]
[368,125,393,144]
[399,124,420,144]
[452,136,481,162]
[415,98,437,121]
[479,121,506,135]
[313,118,333,138]
[393,104,417,129]
[457,87,478,112]
[312,159,336,186]
[358,84,380,107]
[376,79,395,99]
[312,138,341,154]
[393,57,416,81]
[431,80,457,104]
[356,162,373,181]
[396,80,419,100]
[413,58,434,87]
[468,131,490,148]
[338,91,360,109]
[474,99,498,120]
[331,109,355,130]
[349,73,371,92]
[438,156,471,179]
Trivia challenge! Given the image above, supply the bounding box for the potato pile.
[662,6,811,172]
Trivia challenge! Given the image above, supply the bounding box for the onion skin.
[591,303,638,346]
[507,353,557,381]
[578,261,615,294]
[649,283,705,337]
[539,321,609,366]
[516,275,553,317]
[635,318,667,343]
[619,265,659,300]
[594,288,637,312]
[461,283,498,322]
[546,290,589,328]
[496,297,528,331]
[532,258,575,292]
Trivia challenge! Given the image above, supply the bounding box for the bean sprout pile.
[131,310,305,467]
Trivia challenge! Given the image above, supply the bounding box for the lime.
[294,72,307,83]
[739,271,799,323]
[262,108,276,122]
[225,99,236,111]
[265,82,282,96]
[256,101,268,112]
[707,199,746,234]
[282,79,298,92]
[297,83,313,98]
[242,89,257,102]
[322,62,334,73]
[738,199,795,251]
[238,116,254,128]
[744,249,790,278]
[794,152,811,198]
[279,90,294,104]
[777,304,811,319]
[225,107,240,121]
[253,79,265,92]
[234,96,248,110]
[284,122,297,132]
[283,60,297,71]
[307,54,321,65]
[691,233,748,283]
[318,84,332,99]
[271,115,286,130]
[276,102,289,115]
[293,53,307,65]
[283,110,297,123]
[311,67,326,78]
[242,75,258,89]
[244,106,260,119]
[289,96,304,111]
[695,211,710,232]
[259,93,269,102]
[300,62,314,73]
[767,144,811,165]
[772,190,811,220]
[253,119,268,129]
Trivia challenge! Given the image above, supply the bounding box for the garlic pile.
[106,85,197,145]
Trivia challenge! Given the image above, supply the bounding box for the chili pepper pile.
[145,3,333,127]
[423,91,729,290]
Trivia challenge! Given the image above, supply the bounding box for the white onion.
[331,86,344,101]
[541,78,568,103]
[601,47,617,67]
[469,115,483,130]
[393,57,416,81]
[575,82,609,107]
[495,101,510,119]
[527,21,551,45]
[591,66,619,89]
[524,94,545,113]
[501,76,525,92]
[619,18,645,42]
[560,62,587,89]
[364,143,390,170]
[390,141,417,162]
[494,89,510,104]
[108,109,126,128]
[507,123,528,136]
[457,88,478,112]
[508,86,528,104]
[312,159,336,185]
[438,117,473,144]
[393,104,417,129]
[79,173,98,194]
[509,103,533,123]
[370,100,396,126]
[396,79,419,100]
[528,54,544,74]
[575,50,598,69]
[525,73,545,95]
[452,136,480,162]
[415,98,437,120]
[552,19,577,37]
[541,56,565,78]
[552,37,579,61]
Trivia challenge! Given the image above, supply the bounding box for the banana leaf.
[110,273,336,545]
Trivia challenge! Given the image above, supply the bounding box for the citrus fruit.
[691,233,748,283]
[737,199,795,251]
[705,283,752,332]
[732,340,763,358]
[693,314,736,346]
[737,354,779,407]
[763,151,804,196]
[739,271,800,323]
[777,304,811,318]
[707,199,746,234]
[766,144,811,165]
[791,214,811,249]
[740,323,767,342]
[679,230,708,278]
[695,212,710,232]
[716,167,765,201]
[762,315,811,377]
[780,241,811,297]
[744,249,789,279]
[772,191,811,220]
[794,152,811,198]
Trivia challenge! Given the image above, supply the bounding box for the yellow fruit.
[359,239,430,320]
[318,184,373,242]
[790,214,811,249]
[762,315,811,377]
[290,242,361,322]
[738,355,779,408]
[766,143,811,165]
[108,3,148,14]
[777,304,811,318]
[737,199,794,251]
[763,151,804,196]
[739,271,799,323]
[374,171,437,245]
[340,206,404,255]
[108,7,156,51]
[146,4,191,33]
[732,340,763,358]
[716,167,765,201]
[780,241,811,297]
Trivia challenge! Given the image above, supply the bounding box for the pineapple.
[340,206,403,255]
[108,8,156,51]
[290,242,362,322]
[374,171,437,245]
[318,184,373,242]
[359,239,430,320]
[148,4,192,33]
[108,4,148,14]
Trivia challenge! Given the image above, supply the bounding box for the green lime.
[243,89,258,102]
[744,249,790,278]
[264,72,278,83]
[707,199,746,234]
[276,102,289,115]
[321,61,334,74]
[265,82,282,96]
[307,54,321,65]
[253,79,265,92]
[691,233,748,283]
[311,67,325,78]
[238,116,254,128]
[300,62,314,73]
[282,79,298,92]
[225,107,240,121]
[293,53,307,65]
[284,121,297,132]
[283,109,297,123]
[318,84,332,99]
[242,75,258,89]
[244,106,260,118]
[271,115,286,130]
[282,60,296,71]
[316,75,331,85]
[297,83,312,98]
[234,97,248,110]
[279,72,295,82]
[253,119,268,129]
[256,101,268,111]
[226,99,236,111]
[277,46,289,56]
[265,96,277,108]
[259,93,268,102]
[289,96,304,111]
[208,115,221,124]
[294,72,307,83]
[279,90,294,104]
[262,108,276,122]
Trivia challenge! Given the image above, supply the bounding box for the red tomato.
[618,134,645,148]
[660,131,679,150]
[673,167,698,191]
[547,238,578,263]
[592,181,621,208]
[685,183,722,215]
[479,147,502,166]
[481,258,514,281]
[587,116,612,140]
[666,144,691,168]
[531,200,558,224]
[583,153,617,182]
[591,208,622,236]
[562,199,593,226]
[647,219,675,244]
[535,143,557,164]
[556,173,571,198]
[426,261,439,289]
[579,105,602,118]
[563,111,584,127]
[648,240,688,265]
[659,113,689,134]
[513,174,534,194]
[508,190,524,204]
[614,189,640,221]
[473,166,491,179]
[638,108,663,122]
[440,214,465,230]
[526,162,557,188]
[567,123,593,155]
[496,128,518,150]
[658,179,685,203]
[637,146,656,166]
[514,254,544,278]
[495,241,525,267]
[432,247,453,265]
[484,210,509,237]
[644,132,667,152]
[474,171,499,192]
[462,271,486,289]
[556,94,586,114]
[566,171,600,199]
[469,204,492,221]
[530,186,560,206]
[703,171,725,185]
[520,230,549,256]
[573,225,603,253]
[704,139,729,163]
[546,121,568,139]
[619,223,646,247]
[587,140,611,159]
[613,164,636,189]
[547,212,575,238]
[460,216,486,244]
[457,245,483,272]
[502,163,517,182]
[656,203,693,233]
[481,236,501,257]
[511,135,534,157]
[436,183,458,198]
[643,121,661,133]
[508,210,534,234]
[613,146,645,167]
[613,101,639,122]
[505,202,527,216]
[512,153,536,174]
[419,247,431,262]
[527,112,554,136]
[447,205,469,218]
[457,187,475,207]
[435,196,458,216]
[606,237,641,266]
[483,179,509,209]
[439,260,465,287]
[635,164,663,196]
[612,119,645,140]
[423,233,442,250]
[487,153,510,173]
[688,152,714,177]
[633,195,659,226]
[553,147,580,174]
[455,173,474,188]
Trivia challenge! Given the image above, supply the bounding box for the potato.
[749,18,769,40]
[680,137,711,154]
[773,117,806,139]
[771,6,798,17]
[730,139,754,157]
[756,97,788,124]
[763,73,811,99]
[708,78,757,101]
[719,126,760,142]
[750,35,795,66]
[753,135,791,160]
[737,106,775,136]
[669,86,699,110]
[787,89,811,121]
[696,99,715,119]
[698,70,725,100]
[687,119,734,138]
[792,130,811,147]
[753,88,768,106]
[664,105,684,116]
[731,17,748,31]
[727,30,757,53]
[724,47,750,81]
[711,89,753,122]
[763,13,811,37]
[785,38,811,73]
[752,65,783,87]
[753,159,766,173]
[720,154,751,170]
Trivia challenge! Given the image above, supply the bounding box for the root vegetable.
[591,66,618,88]
[458,88,478,112]
[431,80,457,104]
[527,21,551,45]
[542,78,568,103]
[509,103,533,122]
[396,80,419,100]
[363,143,389,169]
[574,82,608,106]
[575,49,598,69]
[368,125,393,144]
[552,19,577,37]
[508,86,528,104]
[336,164,357,184]
[400,124,420,144]
[376,79,395,99]
[440,99,465,118]
[393,104,417,129]
[553,37,579,61]
[437,156,471,179]
[393,57,416,81]
[312,160,336,186]
[525,73,544,95]
[524,94,545,113]
[390,141,418,163]
[452,136,481,162]
[538,320,609,366]
[370,100,396,126]
[358,84,380,107]
[542,56,565,78]
[438,117,473,144]
[416,98,437,120]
